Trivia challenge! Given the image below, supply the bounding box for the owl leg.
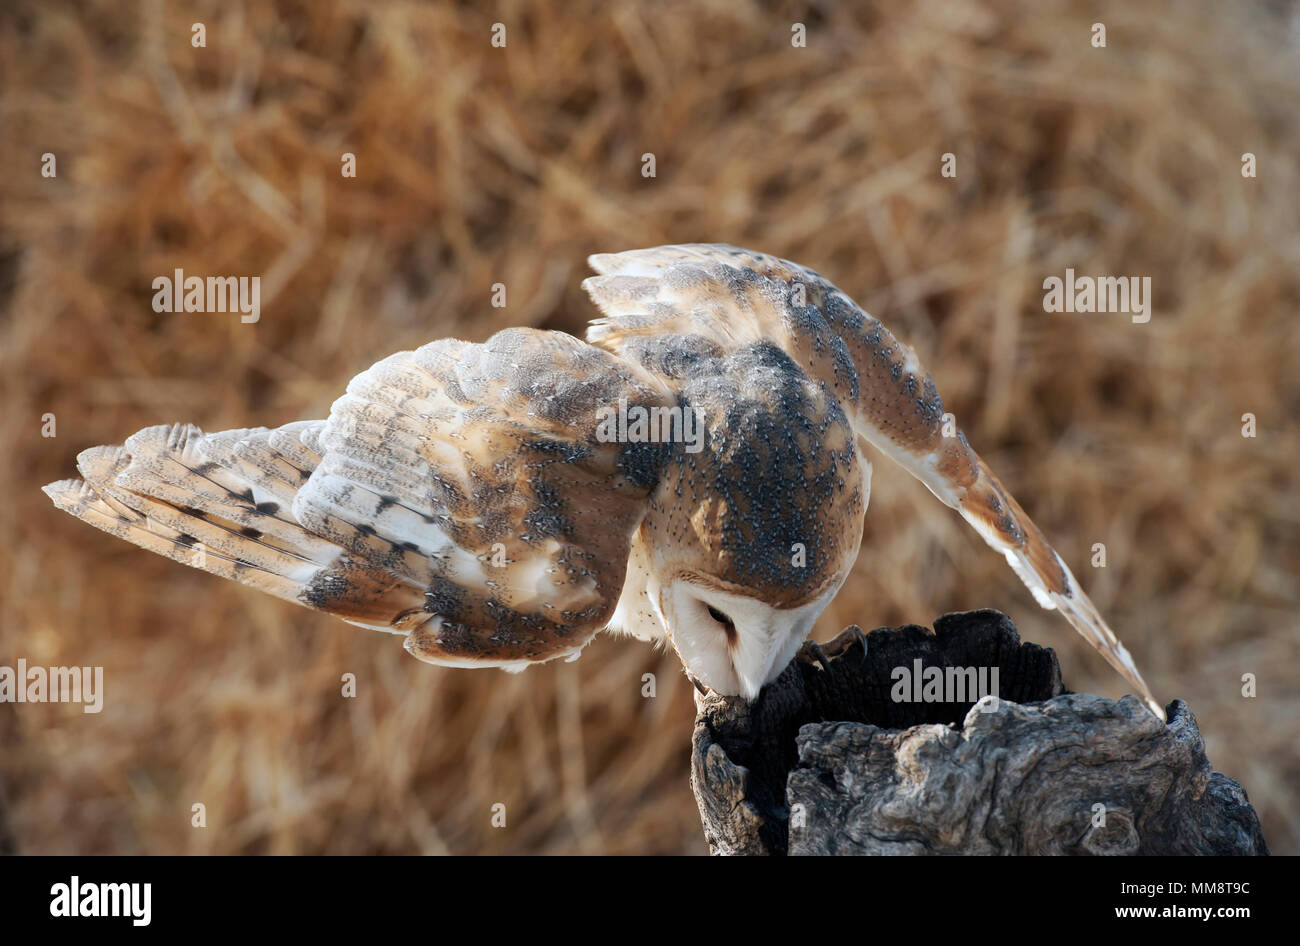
[820,624,870,662]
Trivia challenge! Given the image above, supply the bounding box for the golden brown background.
[1,0,1297,855]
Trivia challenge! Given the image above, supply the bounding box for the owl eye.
[706,605,735,631]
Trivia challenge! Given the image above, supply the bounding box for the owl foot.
[797,640,835,674]
[798,625,870,675]
[822,624,870,661]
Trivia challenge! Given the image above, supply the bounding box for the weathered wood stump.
[690,609,1268,855]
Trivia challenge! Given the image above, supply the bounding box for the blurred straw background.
[1,0,1297,855]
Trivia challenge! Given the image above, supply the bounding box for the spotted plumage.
[44,244,1162,718]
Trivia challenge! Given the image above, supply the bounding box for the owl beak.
[731,610,823,701]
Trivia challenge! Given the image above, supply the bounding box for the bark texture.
[690,609,1268,856]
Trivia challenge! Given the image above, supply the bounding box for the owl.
[44,244,1163,719]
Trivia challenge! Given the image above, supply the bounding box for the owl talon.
[821,624,869,663]
[798,640,834,674]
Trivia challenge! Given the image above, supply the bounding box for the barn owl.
[44,244,1164,719]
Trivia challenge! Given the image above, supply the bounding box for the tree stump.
[690,609,1268,855]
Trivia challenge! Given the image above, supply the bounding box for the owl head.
[635,342,867,698]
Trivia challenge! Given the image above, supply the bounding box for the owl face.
[659,575,842,698]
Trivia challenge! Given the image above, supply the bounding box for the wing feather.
[45,329,673,672]
[42,431,341,608]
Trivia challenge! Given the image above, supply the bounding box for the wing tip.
[43,478,86,509]
[586,252,620,275]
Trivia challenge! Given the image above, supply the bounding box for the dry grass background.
[1,0,1297,855]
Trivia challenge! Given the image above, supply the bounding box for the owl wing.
[582,244,1164,719]
[44,328,673,670]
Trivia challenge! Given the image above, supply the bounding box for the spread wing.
[582,244,1164,719]
[44,328,673,670]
